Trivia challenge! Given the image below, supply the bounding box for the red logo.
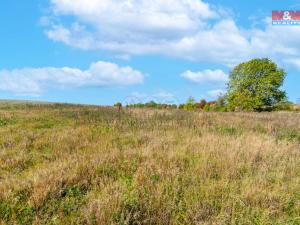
[272,11,300,21]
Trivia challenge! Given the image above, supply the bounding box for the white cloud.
[44,0,236,61]
[181,69,228,84]
[283,58,300,70]
[207,89,226,98]
[42,0,300,67]
[46,24,94,49]
[0,61,144,96]
[51,0,217,33]
[47,0,216,47]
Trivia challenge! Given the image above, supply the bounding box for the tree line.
[116,58,298,112]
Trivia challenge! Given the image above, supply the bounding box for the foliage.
[209,96,228,112]
[216,95,226,107]
[276,129,300,143]
[0,118,9,126]
[198,99,207,109]
[145,100,157,108]
[183,97,197,110]
[273,101,293,111]
[114,102,122,108]
[203,104,210,112]
[178,104,185,109]
[227,58,287,111]
[127,101,177,109]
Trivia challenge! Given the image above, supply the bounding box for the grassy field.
[0,103,299,224]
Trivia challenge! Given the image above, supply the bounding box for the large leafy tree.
[227,58,286,111]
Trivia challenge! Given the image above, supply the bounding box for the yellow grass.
[0,103,299,224]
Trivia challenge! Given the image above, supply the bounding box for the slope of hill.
[0,103,299,224]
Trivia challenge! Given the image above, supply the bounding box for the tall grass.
[0,103,299,224]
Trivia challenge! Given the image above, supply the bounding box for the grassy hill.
[0,103,299,224]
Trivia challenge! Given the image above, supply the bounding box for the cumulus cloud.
[47,0,216,46]
[181,69,228,84]
[283,58,300,70]
[51,0,217,36]
[0,61,144,96]
[42,0,300,66]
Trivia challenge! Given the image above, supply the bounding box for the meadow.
[0,102,299,224]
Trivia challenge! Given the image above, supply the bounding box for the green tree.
[114,102,122,112]
[215,95,227,112]
[184,97,196,110]
[199,99,207,109]
[227,58,286,111]
[178,104,184,109]
[145,101,157,108]
[216,96,226,107]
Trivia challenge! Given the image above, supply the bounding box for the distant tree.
[114,102,122,111]
[207,101,217,106]
[184,97,197,110]
[199,99,207,109]
[171,104,178,109]
[216,96,226,107]
[145,101,157,108]
[227,58,286,111]
[214,96,227,112]
[178,104,185,109]
[126,102,178,109]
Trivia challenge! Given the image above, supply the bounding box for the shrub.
[145,101,157,108]
[178,104,185,109]
[273,101,293,111]
[199,99,207,109]
[203,104,210,112]
[183,97,197,110]
[0,118,9,126]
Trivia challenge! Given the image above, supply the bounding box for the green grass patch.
[213,125,241,136]
[276,129,300,143]
[0,118,10,127]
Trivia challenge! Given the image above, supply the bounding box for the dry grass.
[0,103,299,224]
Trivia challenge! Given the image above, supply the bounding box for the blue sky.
[0,0,299,105]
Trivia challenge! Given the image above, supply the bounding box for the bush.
[145,101,157,108]
[114,102,122,107]
[183,97,197,110]
[273,101,292,111]
[203,104,210,112]
[0,118,9,127]
[178,104,185,109]
[199,99,207,109]
[216,106,228,112]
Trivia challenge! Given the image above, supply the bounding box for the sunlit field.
[0,102,299,224]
